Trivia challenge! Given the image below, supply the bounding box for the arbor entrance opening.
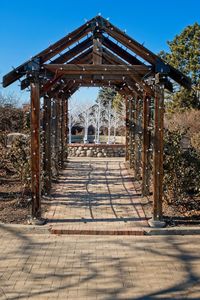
[2,15,191,224]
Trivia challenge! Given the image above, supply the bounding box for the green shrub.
[7,136,31,194]
[163,130,200,205]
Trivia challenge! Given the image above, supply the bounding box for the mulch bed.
[0,175,30,224]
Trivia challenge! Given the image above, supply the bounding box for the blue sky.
[0,0,199,105]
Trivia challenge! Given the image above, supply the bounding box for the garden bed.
[0,175,29,224]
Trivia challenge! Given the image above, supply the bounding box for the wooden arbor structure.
[3,16,191,222]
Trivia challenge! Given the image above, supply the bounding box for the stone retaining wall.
[68,144,125,157]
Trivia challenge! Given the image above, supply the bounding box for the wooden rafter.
[102,36,142,65]
[100,16,191,88]
[3,15,191,90]
[102,48,153,96]
[40,49,93,95]
[2,18,94,87]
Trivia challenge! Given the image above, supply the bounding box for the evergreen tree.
[160,23,200,111]
[112,93,126,116]
[97,87,116,108]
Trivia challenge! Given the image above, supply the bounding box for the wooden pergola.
[3,16,191,223]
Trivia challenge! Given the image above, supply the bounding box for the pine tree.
[97,87,116,108]
[160,23,200,111]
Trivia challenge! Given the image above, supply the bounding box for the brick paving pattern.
[44,158,148,233]
[0,226,200,299]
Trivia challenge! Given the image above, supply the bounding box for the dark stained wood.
[134,95,141,180]
[60,97,67,168]
[57,81,80,98]
[3,20,92,87]
[102,47,127,65]
[93,34,103,64]
[141,93,151,196]
[21,48,93,91]
[30,81,41,218]
[66,98,69,159]
[57,98,62,169]
[62,74,140,81]
[101,49,154,96]
[129,97,134,168]
[125,97,130,161]
[3,15,191,90]
[102,36,142,65]
[51,99,58,176]
[158,86,164,218]
[103,21,156,64]
[43,96,52,194]
[153,84,164,220]
[39,49,93,95]
[44,63,151,75]
[102,17,191,89]
[52,37,93,64]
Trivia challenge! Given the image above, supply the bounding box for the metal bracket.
[25,57,40,72]
[155,59,170,74]
[155,73,173,92]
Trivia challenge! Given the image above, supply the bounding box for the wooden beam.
[102,19,156,64]
[102,48,154,96]
[44,63,151,75]
[52,37,93,64]
[102,36,142,65]
[43,96,52,194]
[102,47,128,65]
[30,81,41,218]
[39,49,93,95]
[3,21,92,87]
[21,45,93,90]
[101,17,191,89]
[153,83,164,220]
[44,62,153,97]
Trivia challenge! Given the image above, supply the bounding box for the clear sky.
[0,0,199,105]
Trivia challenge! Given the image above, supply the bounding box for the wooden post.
[134,96,140,179]
[153,84,164,220]
[66,98,69,159]
[129,96,134,168]
[30,81,41,218]
[55,98,60,171]
[60,97,67,168]
[125,97,130,161]
[43,95,51,194]
[51,99,57,177]
[141,93,151,196]
[58,98,63,169]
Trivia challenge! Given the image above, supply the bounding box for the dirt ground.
[141,191,200,225]
[0,174,30,224]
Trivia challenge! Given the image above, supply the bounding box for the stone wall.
[68,144,125,157]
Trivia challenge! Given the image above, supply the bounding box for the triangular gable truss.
[3,15,191,96]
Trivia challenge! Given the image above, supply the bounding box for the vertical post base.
[148,218,166,228]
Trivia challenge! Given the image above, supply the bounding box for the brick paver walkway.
[44,158,148,234]
[0,225,200,299]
